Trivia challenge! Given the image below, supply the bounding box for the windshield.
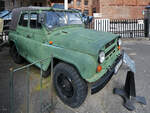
[45,11,83,29]
[2,12,12,20]
[0,10,10,18]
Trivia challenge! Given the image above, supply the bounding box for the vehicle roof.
[10,6,78,30]
[13,6,76,12]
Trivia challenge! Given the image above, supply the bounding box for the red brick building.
[2,0,150,19]
[52,0,150,19]
[95,0,150,19]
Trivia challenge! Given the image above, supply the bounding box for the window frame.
[84,0,88,5]
[18,12,29,27]
[29,12,42,29]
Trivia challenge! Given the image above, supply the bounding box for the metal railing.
[87,18,145,38]
[0,18,9,46]
[10,55,56,113]
[110,19,145,38]
[0,30,9,41]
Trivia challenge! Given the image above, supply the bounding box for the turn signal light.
[97,65,102,72]
[49,41,53,45]
[118,46,121,50]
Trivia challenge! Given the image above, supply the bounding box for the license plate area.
[114,59,123,74]
[123,52,136,73]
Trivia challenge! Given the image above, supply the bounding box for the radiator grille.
[105,39,116,49]
[105,45,116,57]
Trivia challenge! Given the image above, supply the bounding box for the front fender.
[43,44,98,81]
[8,32,17,46]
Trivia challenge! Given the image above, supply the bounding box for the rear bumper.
[91,54,123,94]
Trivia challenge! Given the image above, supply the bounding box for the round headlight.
[118,39,122,46]
[99,51,105,63]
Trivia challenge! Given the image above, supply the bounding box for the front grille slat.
[105,39,116,49]
[104,38,117,58]
[105,45,116,57]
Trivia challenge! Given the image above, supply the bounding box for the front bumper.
[91,54,123,94]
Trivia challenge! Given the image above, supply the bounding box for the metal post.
[64,0,68,10]
[40,62,43,113]
[10,68,14,113]
[26,67,30,113]
[50,55,54,105]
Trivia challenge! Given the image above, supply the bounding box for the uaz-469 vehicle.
[9,7,123,108]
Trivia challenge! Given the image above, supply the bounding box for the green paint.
[9,7,121,83]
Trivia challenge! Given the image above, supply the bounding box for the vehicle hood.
[48,27,118,56]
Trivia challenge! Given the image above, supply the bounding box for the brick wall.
[3,0,150,19]
[98,0,150,19]
[92,0,100,13]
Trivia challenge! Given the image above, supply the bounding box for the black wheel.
[53,63,88,108]
[9,45,24,64]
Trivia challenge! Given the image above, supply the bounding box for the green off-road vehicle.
[9,7,123,108]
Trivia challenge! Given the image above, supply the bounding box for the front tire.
[53,63,88,108]
[9,45,24,64]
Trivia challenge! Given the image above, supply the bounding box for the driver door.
[15,12,30,58]
[27,12,48,62]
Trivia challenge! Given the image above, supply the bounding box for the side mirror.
[38,12,46,24]
[83,16,93,25]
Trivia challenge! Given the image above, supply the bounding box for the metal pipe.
[26,67,30,113]
[64,0,68,10]
[10,68,14,113]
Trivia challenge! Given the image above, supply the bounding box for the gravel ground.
[0,39,150,113]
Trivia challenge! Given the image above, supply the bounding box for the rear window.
[30,13,41,29]
[18,13,29,27]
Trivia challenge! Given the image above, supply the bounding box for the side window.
[30,13,42,29]
[18,13,28,27]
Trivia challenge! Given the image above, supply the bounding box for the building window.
[0,1,5,11]
[39,3,43,6]
[34,2,38,6]
[93,8,96,13]
[19,13,29,27]
[30,13,42,29]
[20,1,23,7]
[77,0,81,6]
[70,0,74,5]
[83,10,89,15]
[84,0,88,5]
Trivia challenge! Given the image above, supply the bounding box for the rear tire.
[53,63,88,108]
[9,45,24,64]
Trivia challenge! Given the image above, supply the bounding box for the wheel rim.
[57,74,74,98]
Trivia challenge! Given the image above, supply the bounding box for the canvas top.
[10,6,76,30]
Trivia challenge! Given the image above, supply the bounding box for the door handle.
[27,35,31,38]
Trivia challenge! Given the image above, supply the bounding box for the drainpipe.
[64,0,68,10]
